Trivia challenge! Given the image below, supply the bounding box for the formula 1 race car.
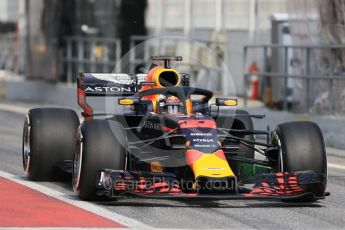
[22,56,328,202]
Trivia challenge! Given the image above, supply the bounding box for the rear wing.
[78,73,147,96]
[77,73,147,119]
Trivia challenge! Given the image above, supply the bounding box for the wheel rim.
[72,129,83,192]
[23,116,31,174]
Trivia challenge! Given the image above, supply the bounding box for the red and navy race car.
[22,56,328,202]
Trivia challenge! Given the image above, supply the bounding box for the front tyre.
[275,121,327,201]
[73,120,127,200]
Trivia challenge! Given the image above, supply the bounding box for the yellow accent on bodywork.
[192,152,235,178]
[186,99,193,115]
[224,99,238,106]
[118,99,135,105]
[151,161,163,173]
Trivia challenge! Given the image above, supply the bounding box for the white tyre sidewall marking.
[23,115,31,174]
[73,128,83,193]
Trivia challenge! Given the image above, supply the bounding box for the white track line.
[0,170,151,229]
[0,228,126,230]
[328,163,345,171]
[0,103,29,114]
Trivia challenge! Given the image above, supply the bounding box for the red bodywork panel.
[178,119,217,129]
[77,87,93,120]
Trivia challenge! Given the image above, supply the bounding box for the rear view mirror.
[215,98,238,106]
[118,97,140,105]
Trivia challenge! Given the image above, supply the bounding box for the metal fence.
[243,44,345,114]
[59,36,121,83]
[128,35,232,96]
[0,33,19,73]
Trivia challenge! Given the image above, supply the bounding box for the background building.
[1,0,345,114]
[0,0,21,22]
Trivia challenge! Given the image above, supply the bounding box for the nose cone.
[186,149,238,193]
[186,149,235,178]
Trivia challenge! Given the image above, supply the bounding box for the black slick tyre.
[22,108,79,181]
[73,120,127,200]
[275,121,327,201]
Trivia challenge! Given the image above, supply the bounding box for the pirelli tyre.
[22,108,80,181]
[274,121,327,201]
[73,120,127,200]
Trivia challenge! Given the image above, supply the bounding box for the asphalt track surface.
[1,105,345,229]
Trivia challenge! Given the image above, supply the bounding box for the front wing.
[96,170,326,201]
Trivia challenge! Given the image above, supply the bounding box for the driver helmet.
[159,96,183,114]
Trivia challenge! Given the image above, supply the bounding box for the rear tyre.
[73,120,127,200]
[275,121,327,202]
[22,108,79,181]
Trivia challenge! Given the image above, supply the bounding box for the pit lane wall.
[3,78,78,108]
[0,74,130,113]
